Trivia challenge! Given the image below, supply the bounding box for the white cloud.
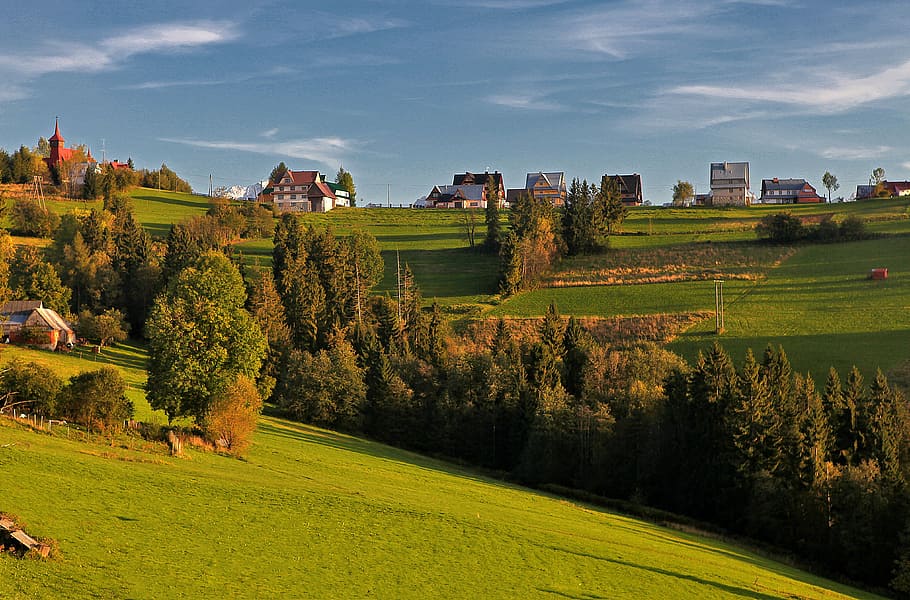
[161,136,356,167]
[542,0,714,59]
[438,0,570,9]
[311,54,402,68]
[820,146,892,161]
[486,93,562,111]
[120,78,231,90]
[330,17,408,37]
[0,21,238,77]
[671,58,910,113]
[102,22,239,56]
[261,128,279,138]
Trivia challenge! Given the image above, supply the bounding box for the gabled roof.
[436,184,484,201]
[710,162,750,186]
[605,174,642,197]
[275,170,321,187]
[526,172,565,190]
[453,172,503,188]
[762,178,811,192]
[1,300,44,314]
[33,308,73,335]
[310,181,336,199]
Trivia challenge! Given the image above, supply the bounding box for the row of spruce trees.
[260,215,910,592]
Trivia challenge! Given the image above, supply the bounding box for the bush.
[11,198,60,237]
[0,361,64,415]
[61,367,133,431]
[839,215,867,241]
[202,375,262,456]
[755,212,805,243]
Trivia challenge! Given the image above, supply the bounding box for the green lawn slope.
[0,416,879,599]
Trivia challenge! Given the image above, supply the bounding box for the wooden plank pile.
[0,515,51,558]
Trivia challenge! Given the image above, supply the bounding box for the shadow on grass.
[132,194,208,210]
[69,343,148,372]
[670,328,910,383]
[256,418,518,491]
[541,547,781,600]
[378,247,499,299]
[142,222,174,240]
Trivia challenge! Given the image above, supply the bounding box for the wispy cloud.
[486,93,562,111]
[330,17,408,37]
[311,54,402,68]
[820,146,892,161]
[671,58,910,113]
[160,136,357,167]
[437,0,570,9]
[261,128,279,139]
[120,79,232,90]
[0,21,239,77]
[541,0,715,59]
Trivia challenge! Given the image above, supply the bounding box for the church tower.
[48,118,65,166]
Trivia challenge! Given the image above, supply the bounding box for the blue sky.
[2,0,909,204]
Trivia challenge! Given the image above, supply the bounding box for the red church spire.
[49,117,64,143]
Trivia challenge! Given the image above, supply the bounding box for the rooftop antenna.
[101,138,106,163]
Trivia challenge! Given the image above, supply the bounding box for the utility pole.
[387,183,391,208]
[355,259,362,324]
[714,279,725,334]
[209,174,213,197]
[396,250,402,323]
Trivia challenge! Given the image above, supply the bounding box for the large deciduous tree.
[672,180,694,206]
[146,252,266,423]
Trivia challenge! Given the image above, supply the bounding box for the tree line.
[495,176,628,295]
[259,279,910,592]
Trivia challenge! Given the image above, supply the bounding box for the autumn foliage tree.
[202,374,262,456]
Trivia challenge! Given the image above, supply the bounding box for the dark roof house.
[758,178,824,204]
[604,174,643,206]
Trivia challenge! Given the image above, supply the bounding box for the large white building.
[709,162,752,206]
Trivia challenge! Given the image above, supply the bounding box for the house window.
[291,195,297,200]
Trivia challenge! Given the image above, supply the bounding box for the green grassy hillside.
[0,416,879,599]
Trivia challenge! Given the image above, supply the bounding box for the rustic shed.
[869,268,888,280]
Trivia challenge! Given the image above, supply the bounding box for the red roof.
[312,181,336,199]
[49,119,64,143]
[108,160,131,170]
[276,170,320,186]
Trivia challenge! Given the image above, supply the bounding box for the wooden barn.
[0,301,75,351]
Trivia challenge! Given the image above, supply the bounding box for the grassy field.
[234,207,503,307]
[669,235,910,382]
[0,342,163,424]
[0,414,879,599]
[127,188,212,239]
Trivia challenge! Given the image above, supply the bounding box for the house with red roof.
[885,181,910,197]
[261,169,338,212]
